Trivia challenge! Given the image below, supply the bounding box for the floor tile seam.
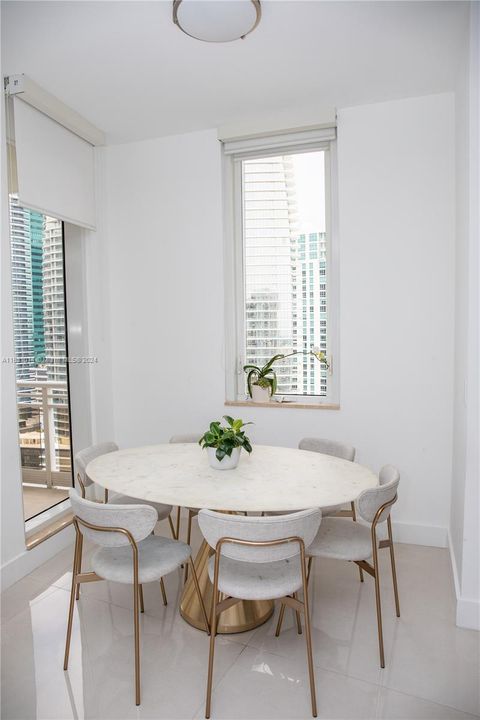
[377,682,480,719]
[189,641,250,718]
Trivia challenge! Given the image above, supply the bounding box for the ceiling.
[1,0,469,144]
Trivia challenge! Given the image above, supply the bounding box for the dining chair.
[64,489,210,706]
[298,437,356,517]
[169,433,203,579]
[75,442,176,599]
[198,508,322,718]
[277,465,400,669]
[75,442,176,534]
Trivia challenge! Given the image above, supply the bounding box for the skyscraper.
[9,197,71,476]
[243,155,299,392]
[242,156,328,396]
[293,232,328,396]
[9,195,44,380]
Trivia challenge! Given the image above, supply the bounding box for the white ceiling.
[2,0,469,144]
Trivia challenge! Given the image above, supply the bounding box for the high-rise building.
[243,155,299,392]
[242,157,327,396]
[293,232,328,396]
[9,196,44,380]
[43,216,66,383]
[9,197,71,475]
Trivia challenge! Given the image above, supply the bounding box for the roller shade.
[13,96,96,229]
[222,125,336,159]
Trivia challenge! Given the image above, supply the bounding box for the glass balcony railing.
[16,379,72,489]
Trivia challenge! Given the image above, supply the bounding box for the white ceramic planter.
[251,384,271,403]
[207,446,241,470]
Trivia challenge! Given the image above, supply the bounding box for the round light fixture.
[173,0,261,43]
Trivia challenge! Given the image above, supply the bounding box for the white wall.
[450,2,480,630]
[100,93,455,548]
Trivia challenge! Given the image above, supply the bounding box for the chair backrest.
[357,464,400,524]
[298,437,356,462]
[169,434,201,444]
[198,508,321,563]
[69,489,157,547]
[75,441,119,488]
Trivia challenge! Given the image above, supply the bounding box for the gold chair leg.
[175,506,181,541]
[168,514,176,540]
[306,556,313,584]
[160,577,168,606]
[293,592,302,634]
[139,584,144,613]
[275,601,286,637]
[189,558,210,633]
[372,535,385,668]
[184,511,193,583]
[205,588,219,718]
[63,531,80,670]
[387,516,400,617]
[301,549,317,717]
[75,533,83,600]
[350,502,364,582]
[133,557,141,705]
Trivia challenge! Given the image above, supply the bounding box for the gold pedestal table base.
[180,540,274,633]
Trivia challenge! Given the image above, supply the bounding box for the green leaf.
[243,439,252,453]
[262,354,284,373]
[243,364,261,373]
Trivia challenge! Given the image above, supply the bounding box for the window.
[9,195,74,521]
[224,128,339,403]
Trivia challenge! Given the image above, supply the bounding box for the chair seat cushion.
[109,494,173,521]
[91,535,190,584]
[308,517,372,561]
[208,555,302,601]
[321,504,344,517]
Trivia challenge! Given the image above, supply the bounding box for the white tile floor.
[1,517,479,720]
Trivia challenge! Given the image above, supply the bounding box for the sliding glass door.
[9,195,73,521]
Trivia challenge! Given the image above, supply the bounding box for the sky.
[291,150,326,235]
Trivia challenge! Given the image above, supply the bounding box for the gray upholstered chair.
[75,442,175,532]
[64,490,209,706]
[298,437,356,517]
[286,465,400,669]
[265,437,356,519]
[198,508,322,718]
[74,442,176,599]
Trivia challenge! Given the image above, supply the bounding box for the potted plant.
[243,347,330,402]
[199,416,253,470]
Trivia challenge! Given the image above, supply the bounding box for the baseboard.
[448,529,480,631]
[391,521,448,548]
[0,523,75,591]
[456,596,480,630]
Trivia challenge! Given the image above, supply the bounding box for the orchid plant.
[243,347,330,399]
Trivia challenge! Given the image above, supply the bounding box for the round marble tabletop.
[86,443,378,512]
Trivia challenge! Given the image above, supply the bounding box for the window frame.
[223,135,340,407]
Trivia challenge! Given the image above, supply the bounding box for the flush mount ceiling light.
[173,0,261,43]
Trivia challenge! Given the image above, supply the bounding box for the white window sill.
[225,399,340,410]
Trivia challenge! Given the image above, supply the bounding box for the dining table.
[86,443,378,634]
